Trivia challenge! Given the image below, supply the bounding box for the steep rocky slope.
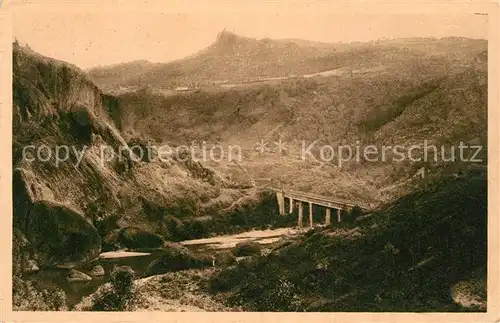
[12,44,247,267]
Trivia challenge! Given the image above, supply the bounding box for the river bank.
[24,227,301,308]
[24,176,488,312]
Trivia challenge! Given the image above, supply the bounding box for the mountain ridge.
[112,37,487,203]
[87,31,487,91]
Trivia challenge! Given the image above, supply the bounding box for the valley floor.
[16,176,487,313]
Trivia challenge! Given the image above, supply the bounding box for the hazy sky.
[10,1,488,69]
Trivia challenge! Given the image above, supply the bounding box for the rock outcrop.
[13,167,101,266]
[67,269,93,283]
[12,44,235,267]
[450,277,487,310]
[90,265,105,277]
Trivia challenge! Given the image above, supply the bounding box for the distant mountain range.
[87,30,486,90]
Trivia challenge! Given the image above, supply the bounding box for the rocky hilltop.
[88,31,487,91]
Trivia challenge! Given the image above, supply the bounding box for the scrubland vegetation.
[12,32,488,312]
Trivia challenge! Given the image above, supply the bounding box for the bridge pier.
[298,201,303,227]
[309,202,313,228]
[325,208,331,226]
[276,191,285,215]
[273,188,365,227]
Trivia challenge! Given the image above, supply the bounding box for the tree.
[350,205,363,219]
[92,266,136,311]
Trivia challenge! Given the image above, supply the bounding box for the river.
[24,227,299,308]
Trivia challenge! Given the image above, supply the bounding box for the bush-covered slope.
[112,39,486,204]
[209,174,487,311]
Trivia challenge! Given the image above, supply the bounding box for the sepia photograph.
[0,1,498,320]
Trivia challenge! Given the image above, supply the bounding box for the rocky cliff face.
[13,45,123,266]
[12,44,234,267]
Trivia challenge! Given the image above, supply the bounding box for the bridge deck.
[269,187,370,210]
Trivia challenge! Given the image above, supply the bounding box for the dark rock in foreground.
[14,167,102,267]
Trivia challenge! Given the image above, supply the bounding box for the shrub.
[12,228,68,311]
[93,213,120,238]
[102,229,122,251]
[163,215,186,241]
[118,227,165,249]
[350,205,363,219]
[13,276,68,311]
[233,241,261,257]
[110,266,135,294]
[183,219,210,239]
[274,212,299,228]
[209,266,242,292]
[341,205,363,223]
[215,250,237,267]
[91,266,135,311]
[263,277,301,311]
